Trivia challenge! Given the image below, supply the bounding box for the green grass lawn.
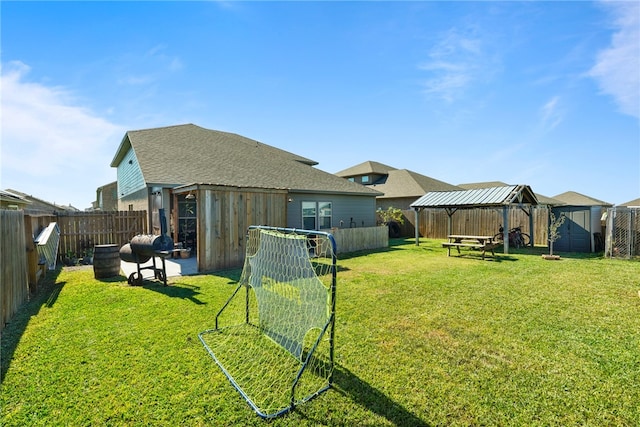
[2,239,639,426]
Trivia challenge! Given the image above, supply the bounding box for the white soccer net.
[199,226,337,418]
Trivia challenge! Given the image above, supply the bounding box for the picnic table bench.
[442,235,500,260]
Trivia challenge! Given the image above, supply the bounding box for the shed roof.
[552,191,612,207]
[110,124,381,196]
[411,185,538,209]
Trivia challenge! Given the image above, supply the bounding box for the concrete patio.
[120,255,198,281]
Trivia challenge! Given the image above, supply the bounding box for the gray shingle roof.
[334,161,397,177]
[370,169,462,199]
[619,197,640,207]
[111,124,380,196]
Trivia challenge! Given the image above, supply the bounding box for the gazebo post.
[529,207,535,247]
[414,208,420,246]
[503,205,510,254]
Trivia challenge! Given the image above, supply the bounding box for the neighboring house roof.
[552,191,612,207]
[370,169,462,199]
[111,124,380,196]
[1,189,31,208]
[335,161,397,177]
[619,197,640,207]
[411,185,539,209]
[4,188,78,212]
[334,160,461,199]
[457,181,510,190]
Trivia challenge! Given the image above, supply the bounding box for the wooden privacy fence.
[1,210,29,331]
[401,206,550,246]
[53,211,148,258]
[325,226,388,254]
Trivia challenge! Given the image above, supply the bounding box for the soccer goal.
[199,226,337,418]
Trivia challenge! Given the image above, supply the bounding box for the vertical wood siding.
[196,186,288,272]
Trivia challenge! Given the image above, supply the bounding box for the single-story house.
[109,124,381,271]
[551,191,613,253]
[0,189,31,210]
[3,189,80,214]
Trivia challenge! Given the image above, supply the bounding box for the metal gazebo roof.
[410,185,539,253]
[410,185,539,209]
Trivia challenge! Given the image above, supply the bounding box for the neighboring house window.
[348,177,355,182]
[302,201,316,229]
[361,175,370,183]
[128,204,134,211]
[302,201,332,230]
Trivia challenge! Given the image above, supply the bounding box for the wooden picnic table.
[442,235,499,259]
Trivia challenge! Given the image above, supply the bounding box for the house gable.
[115,144,146,199]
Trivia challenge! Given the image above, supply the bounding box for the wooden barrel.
[93,244,121,279]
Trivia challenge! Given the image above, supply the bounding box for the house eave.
[110,133,132,167]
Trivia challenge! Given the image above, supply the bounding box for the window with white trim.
[318,201,332,229]
[302,201,316,229]
[302,201,332,230]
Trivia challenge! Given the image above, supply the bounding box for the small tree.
[377,206,405,238]
[548,211,566,256]
[376,206,404,225]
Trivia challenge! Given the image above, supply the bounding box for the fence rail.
[54,211,148,258]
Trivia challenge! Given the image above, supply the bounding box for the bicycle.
[494,225,530,248]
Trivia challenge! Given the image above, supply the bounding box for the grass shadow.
[328,364,431,426]
[1,266,64,383]
[201,268,242,285]
[338,245,404,261]
[142,281,206,305]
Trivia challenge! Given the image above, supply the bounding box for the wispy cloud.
[540,96,564,131]
[116,44,183,87]
[589,1,640,120]
[419,25,495,103]
[1,61,124,206]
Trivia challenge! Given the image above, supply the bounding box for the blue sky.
[2,1,639,209]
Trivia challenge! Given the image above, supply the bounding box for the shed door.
[553,207,591,253]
